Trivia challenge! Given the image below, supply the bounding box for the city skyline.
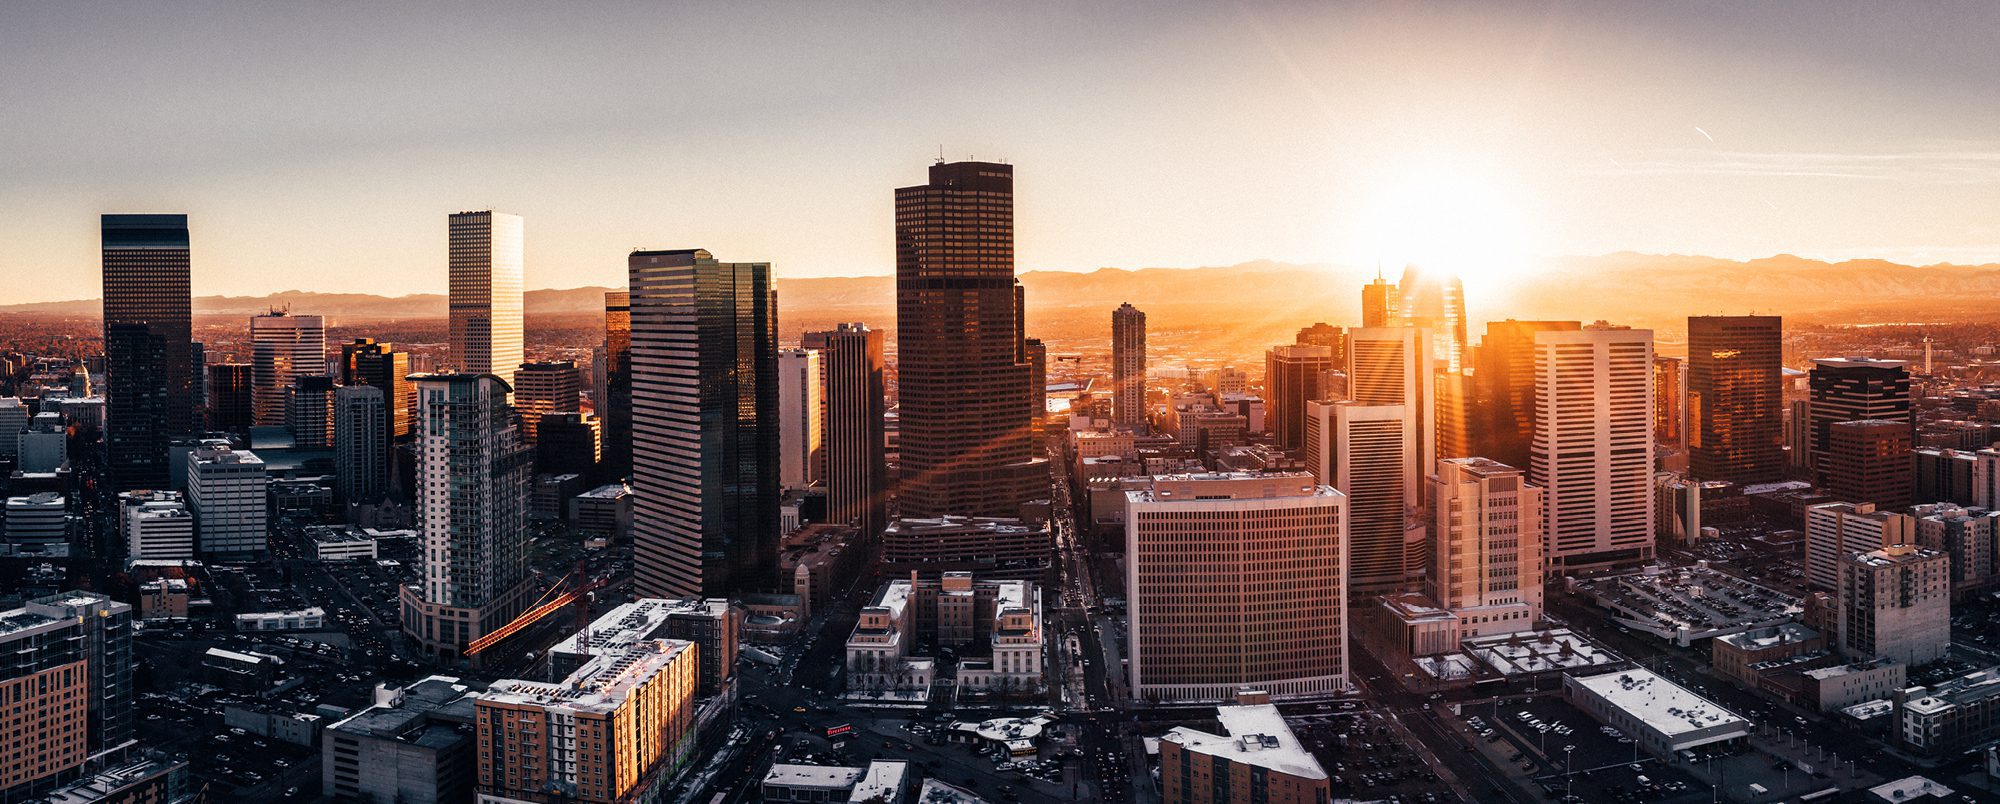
[10,3,2000,308]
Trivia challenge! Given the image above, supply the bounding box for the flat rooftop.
[1159,704,1325,781]
[548,598,726,661]
[1571,668,1748,738]
[482,639,693,715]
[762,763,865,789]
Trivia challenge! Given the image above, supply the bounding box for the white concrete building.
[121,490,195,559]
[187,444,268,557]
[447,210,525,387]
[778,348,824,489]
[1806,502,1915,591]
[1565,668,1751,758]
[1428,457,1544,638]
[1532,326,1655,570]
[1837,544,1949,666]
[4,492,67,550]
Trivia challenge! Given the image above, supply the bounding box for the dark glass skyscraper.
[803,323,887,540]
[629,249,779,599]
[1808,357,1912,479]
[102,214,194,490]
[1687,315,1784,484]
[340,338,413,440]
[601,290,633,480]
[1471,319,1581,471]
[894,161,1042,518]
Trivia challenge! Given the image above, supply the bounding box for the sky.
[4,1,2000,305]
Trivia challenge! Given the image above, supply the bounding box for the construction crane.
[464,563,607,657]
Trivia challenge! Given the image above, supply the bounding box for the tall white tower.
[1531,325,1655,570]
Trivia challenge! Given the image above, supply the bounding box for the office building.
[208,362,253,433]
[1360,272,1398,328]
[573,484,632,541]
[399,374,535,662]
[476,638,698,803]
[0,398,24,462]
[102,214,194,489]
[1428,458,1544,638]
[1653,355,1684,448]
[846,574,1041,697]
[894,161,1042,519]
[4,492,66,551]
[1564,669,1750,759]
[879,516,1052,579]
[1113,302,1147,428]
[1685,316,1783,483]
[16,413,66,474]
[447,210,525,386]
[1808,357,1911,477]
[0,591,134,798]
[285,374,336,448]
[335,384,389,504]
[1836,544,1949,666]
[628,249,779,599]
[1158,702,1330,804]
[120,490,195,559]
[1264,344,1336,451]
[1473,320,1581,470]
[1532,326,1656,570]
[777,348,824,489]
[187,444,268,557]
[340,338,413,440]
[1824,419,1915,510]
[1346,327,1435,494]
[1915,447,1978,506]
[535,412,602,478]
[250,311,326,427]
[1025,336,1048,423]
[1805,502,1915,591]
[1394,265,1468,373]
[323,675,479,804]
[600,290,633,481]
[513,360,580,445]
[1898,667,2000,758]
[762,761,911,804]
[1320,402,1421,598]
[1913,503,2000,598]
[803,324,888,539]
[1126,472,1348,702]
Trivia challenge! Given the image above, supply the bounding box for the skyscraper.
[340,338,413,440]
[1360,272,1399,329]
[1808,357,1912,478]
[448,210,525,387]
[250,311,326,427]
[208,362,254,434]
[513,361,581,446]
[1532,326,1655,570]
[1345,327,1436,496]
[188,444,269,557]
[1428,458,1545,638]
[1112,303,1147,429]
[777,349,823,489]
[1653,355,1685,447]
[1125,472,1349,703]
[1394,264,1468,373]
[601,290,633,480]
[1824,419,1915,510]
[894,161,1042,519]
[1264,344,1335,451]
[1472,320,1581,471]
[1024,337,1048,425]
[399,374,535,662]
[335,384,389,504]
[1324,401,1422,598]
[1687,316,1784,484]
[804,323,888,540]
[629,249,779,599]
[286,375,336,448]
[102,214,193,489]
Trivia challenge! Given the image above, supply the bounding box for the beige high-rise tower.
[1429,457,1544,638]
[448,210,525,387]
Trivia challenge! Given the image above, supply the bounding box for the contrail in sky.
[1695,126,1715,143]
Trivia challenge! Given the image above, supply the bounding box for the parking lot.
[1575,566,1798,641]
[1284,704,1457,802]
[1476,694,1711,803]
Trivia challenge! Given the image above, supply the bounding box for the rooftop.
[762,763,865,789]
[1714,623,1819,652]
[327,675,478,750]
[1570,668,1748,738]
[482,639,693,715]
[1160,704,1325,780]
[549,598,728,661]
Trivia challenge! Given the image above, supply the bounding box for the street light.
[1564,745,1576,800]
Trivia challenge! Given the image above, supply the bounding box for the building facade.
[1808,357,1911,479]
[249,311,327,427]
[1532,326,1656,570]
[187,444,268,557]
[102,214,194,489]
[1836,544,1949,666]
[447,210,525,387]
[1428,458,1544,638]
[335,384,389,504]
[1686,316,1784,484]
[1112,302,1147,429]
[1805,501,1915,591]
[802,323,887,539]
[777,348,824,490]
[512,361,580,446]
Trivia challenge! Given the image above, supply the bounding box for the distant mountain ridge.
[7,254,1999,330]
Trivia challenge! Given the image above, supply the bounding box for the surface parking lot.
[1286,706,1454,802]
[1475,695,1711,803]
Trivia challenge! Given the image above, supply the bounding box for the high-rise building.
[1323,401,1422,598]
[250,311,327,427]
[187,444,268,557]
[335,385,389,504]
[1125,472,1348,703]
[1395,265,1468,373]
[0,398,26,464]
[447,210,525,387]
[629,249,779,599]
[477,637,698,803]
[120,489,195,559]
[286,375,336,448]
[1345,327,1435,495]
[1808,357,1911,477]
[600,290,633,481]
[777,349,824,489]
[1264,344,1336,451]
[0,591,133,798]
[208,362,253,434]
[804,324,888,539]
[1025,337,1048,424]
[536,412,602,479]
[1532,326,1655,570]
[1824,419,1915,510]
[894,161,1042,519]
[1297,322,1345,356]
[1653,355,1685,448]
[1472,320,1581,471]
[1686,316,1784,484]
[340,338,413,440]
[4,492,67,552]
[1429,458,1544,638]
[1112,303,1147,428]
[399,374,535,662]
[1836,544,1949,666]
[102,214,194,489]
[1361,272,1399,328]
[1805,501,1914,591]
[512,361,581,446]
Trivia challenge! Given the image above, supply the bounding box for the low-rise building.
[223,702,324,747]
[1565,669,1751,758]
[138,579,191,620]
[1158,701,1330,804]
[120,490,195,560]
[323,676,480,804]
[1899,667,2000,758]
[235,607,326,632]
[306,526,379,561]
[880,517,1053,580]
[1796,658,1906,712]
[845,573,1043,699]
[761,760,910,804]
[572,483,632,541]
[1712,623,1823,688]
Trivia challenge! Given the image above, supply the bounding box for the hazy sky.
[5,1,2000,304]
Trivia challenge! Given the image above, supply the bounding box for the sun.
[1362,165,1534,306]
